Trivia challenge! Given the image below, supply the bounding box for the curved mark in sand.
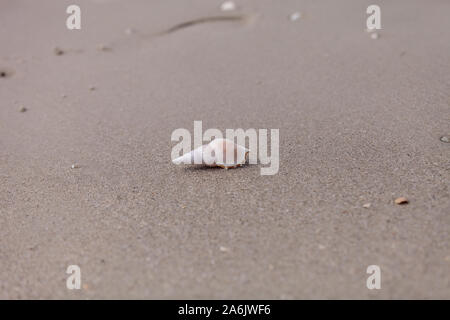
[157,15,250,36]
[68,14,255,53]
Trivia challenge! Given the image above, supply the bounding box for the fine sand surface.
[0,0,449,299]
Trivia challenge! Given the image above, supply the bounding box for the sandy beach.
[0,0,449,299]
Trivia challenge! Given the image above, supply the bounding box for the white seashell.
[173,138,249,169]
[289,12,302,21]
[220,1,236,12]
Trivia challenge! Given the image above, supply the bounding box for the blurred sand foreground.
[0,0,449,299]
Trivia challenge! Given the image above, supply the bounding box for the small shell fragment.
[363,203,371,208]
[394,197,408,205]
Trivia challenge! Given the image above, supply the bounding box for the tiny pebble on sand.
[394,197,409,205]
[97,44,112,52]
[54,47,64,55]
